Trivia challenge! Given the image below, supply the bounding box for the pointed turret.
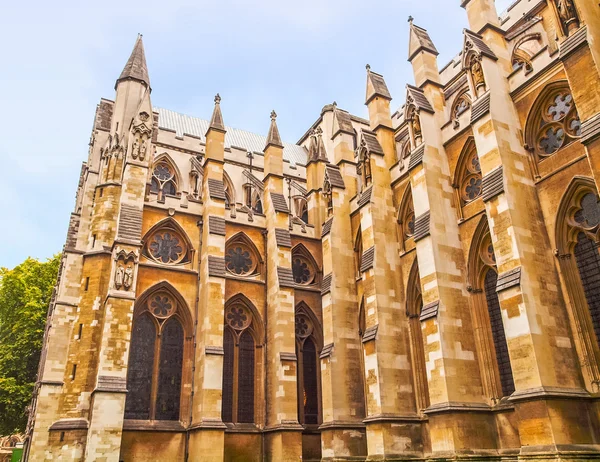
[408,16,438,61]
[265,110,284,149]
[365,64,392,106]
[205,94,226,162]
[407,17,441,87]
[364,66,396,168]
[208,93,225,133]
[307,127,328,163]
[116,34,150,90]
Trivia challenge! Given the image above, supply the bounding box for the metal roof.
[154,107,307,166]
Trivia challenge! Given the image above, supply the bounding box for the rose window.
[226,305,251,330]
[295,314,313,338]
[149,293,175,318]
[574,193,600,229]
[150,159,178,198]
[460,149,483,204]
[225,245,256,276]
[148,231,185,264]
[535,91,581,157]
[292,257,314,285]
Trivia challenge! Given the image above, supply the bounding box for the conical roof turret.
[116,34,150,89]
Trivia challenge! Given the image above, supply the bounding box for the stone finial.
[214,93,221,104]
[116,34,151,89]
[265,110,283,149]
[207,93,225,133]
[366,64,371,72]
[408,15,414,23]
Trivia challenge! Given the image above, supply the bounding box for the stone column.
[262,112,303,461]
[188,96,228,461]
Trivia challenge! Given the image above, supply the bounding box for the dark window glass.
[222,329,234,423]
[163,181,177,196]
[301,207,308,224]
[156,318,184,420]
[125,315,156,419]
[237,330,255,423]
[484,269,515,397]
[253,199,263,215]
[574,232,600,343]
[302,338,319,424]
[150,178,159,194]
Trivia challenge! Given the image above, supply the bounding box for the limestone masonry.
[25,0,600,460]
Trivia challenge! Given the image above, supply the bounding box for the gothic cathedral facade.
[25,0,600,460]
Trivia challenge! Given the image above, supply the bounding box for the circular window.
[295,314,313,338]
[480,235,496,267]
[534,91,581,158]
[292,257,315,285]
[226,305,251,330]
[148,231,186,264]
[149,292,176,318]
[225,245,257,276]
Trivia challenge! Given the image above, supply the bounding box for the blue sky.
[0,0,512,269]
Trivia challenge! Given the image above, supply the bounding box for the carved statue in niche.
[411,112,422,144]
[114,249,138,291]
[555,0,579,35]
[132,139,140,159]
[470,56,486,95]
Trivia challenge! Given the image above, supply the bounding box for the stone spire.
[265,110,283,149]
[307,127,328,163]
[116,34,150,89]
[408,18,439,61]
[208,93,225,132]
[365,64,392,105]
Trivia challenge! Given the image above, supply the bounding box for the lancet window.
[398,186,416,252]
[455,139,483,207]
[222,298,262,424]
[527,83,581,159]
[295,304,322,425]
[150,157,179,201]
[125,286,188,421]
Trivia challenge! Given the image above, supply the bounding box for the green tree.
[0,255,60,435]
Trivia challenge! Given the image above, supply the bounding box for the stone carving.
[470,56,486,95]
[114,249,138,291]
[412,112,422,142]
[555,0,579,35]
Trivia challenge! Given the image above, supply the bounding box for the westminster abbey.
[24,0,600,460]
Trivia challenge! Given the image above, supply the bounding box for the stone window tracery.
[143,225,190,266]
[294,196,309,224]
[451,92,471,129]
[222,298,262,424]
[291,244,318,286]
[125,286,187,421]
[398,186,416,253]
[528,86,581,159]
[224,233,261,278]
[454,139,483,216]
[150,158,178,201]
[295,305,321,426]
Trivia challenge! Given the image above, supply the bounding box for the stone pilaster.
[188,96,228,461]
[262,112,303,461]
[462,17,599,456]
[316,118,367,460]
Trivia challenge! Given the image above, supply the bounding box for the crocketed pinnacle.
[265,110,283,149]
[116,34,150,89]
[208,93,225,132]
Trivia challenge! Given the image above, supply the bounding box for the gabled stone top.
[405,85,434,114]
[463,29,498,62]
[116,34,150,89]
[365,65,392,104]
[408,20,439,61]
[360,129,385,156]
[207,94,226,133]
[265,111,284,149]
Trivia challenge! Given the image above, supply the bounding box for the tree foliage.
[0,255,60,435]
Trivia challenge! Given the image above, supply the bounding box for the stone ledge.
[363,413,422,423]
[362,324,378,343]
[188,419,228,430]
[581,112,600,146]
[280,352,297,362]
[318,420,366,431]
[420,300,439,321]
[123,420,186,432]
[423,401,491,415]
[205,345,224,356]
[408,144,425,171]
[49,418,89,431]
[508,386,590,403]
[224,422,261,434]
[320,343,334,359]
[263,422,304,433]
[95,375,127,393]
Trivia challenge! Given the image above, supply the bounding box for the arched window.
[142,218,193,266]
[222,297,263,424]
[555,178,600,389]
[243,184,263,214]
[293,196,309,224]
[150,156,179,202]
[291,244,319,286]
[125,286,188,421]
[526,82,581,160]
[454,138,482,208]
[398,185,416,252]
[224,232,262,278]
[223,171,236,211]
[511,34,542,74]
[295,304,322,425]
[450,91,471,129]
[354,229,363,278]
[468,217,515,400]
[406,260,429,411]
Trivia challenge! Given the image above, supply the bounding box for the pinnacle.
[265,110,283,149]
[408,18,439,61]
[116,34,150,89]
[208,93,225,132]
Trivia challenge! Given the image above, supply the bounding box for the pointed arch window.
[292,244,319,286]
[150,158,179,202]
[354,229,363,279]
[468,221,515,399]
[406,261,429,411]
[243,184,263,214]
[398,185,416,253]
[455,139,482,206]
[293,196,309,224]
[526,83,581,160]
[225,233,262,278]
[222,298,262,424]
[295,305,322,426]
[125,288,187,421]
[451,92,471,129]
[142,219,193,266]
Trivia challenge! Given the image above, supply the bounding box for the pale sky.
[0,0,513,269]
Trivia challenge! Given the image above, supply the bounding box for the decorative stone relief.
[555,0,580,36]
[114,249,138,291]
